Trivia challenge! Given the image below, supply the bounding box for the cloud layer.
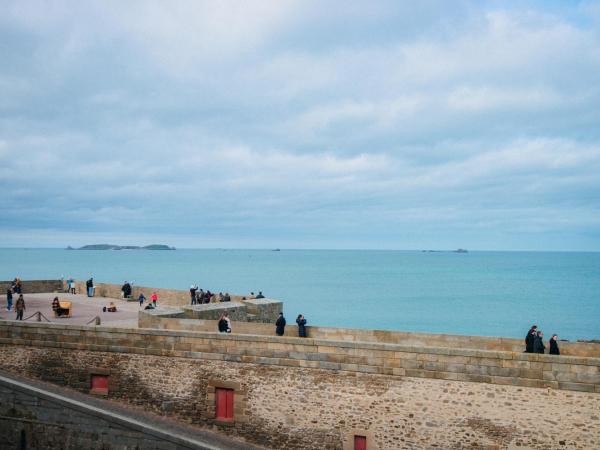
[1,1,599,249]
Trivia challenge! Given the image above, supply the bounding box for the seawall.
[0,322,598,449]
[2,321,599,393]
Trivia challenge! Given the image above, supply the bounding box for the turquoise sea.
[1,249,599,341]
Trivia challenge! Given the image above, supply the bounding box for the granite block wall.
[0,344,598,450]
[1,322,599,394]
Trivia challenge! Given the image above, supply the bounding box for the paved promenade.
[0,292,142,327]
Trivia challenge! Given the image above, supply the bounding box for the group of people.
[216,311,308,338]
[525,325,560,355]
[275,313,308,338]
[6,278,26,320]
[138,292,158,309]
[189,285,232,305]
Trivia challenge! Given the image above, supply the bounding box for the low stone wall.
[2,321,599,394]
[0,279,63,294]
[140,310,600,358]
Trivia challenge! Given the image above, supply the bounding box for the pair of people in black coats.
[525,325,560,355]
[275,313,308,338]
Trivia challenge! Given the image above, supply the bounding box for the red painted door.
[91,375,108,393]
[354,435,367,450]
[216,388,234,420]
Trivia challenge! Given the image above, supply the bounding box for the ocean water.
[1,248,599,341]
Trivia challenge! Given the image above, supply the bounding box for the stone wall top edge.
[2,321,600,366]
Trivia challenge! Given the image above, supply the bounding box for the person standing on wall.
[138,292,146,307]
[533,330,545,354]
[275,312,286,336]
[15,294,25,320]
[549,334,560,355]
[296,314,307,338]
[151,292,158,308]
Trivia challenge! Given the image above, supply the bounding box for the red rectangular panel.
[354,435,367,450]
[91,374,108,393]
[216,388,234,420]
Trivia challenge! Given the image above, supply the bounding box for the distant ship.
[454,248,468,253]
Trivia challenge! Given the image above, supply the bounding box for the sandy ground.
[0,292,144,328]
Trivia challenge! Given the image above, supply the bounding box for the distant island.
[66,244,175,250]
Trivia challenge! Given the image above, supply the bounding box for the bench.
[54,300,72,318]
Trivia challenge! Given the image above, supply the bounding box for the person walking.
[296,314,307,338]
[15,294,25,320]
[151,292,158,308]
[138,292,146,307]
[6,288,13,311]
[533,330,545,354]
[549,334,560,355]
[275,312,286,336]
[525,325,537,353]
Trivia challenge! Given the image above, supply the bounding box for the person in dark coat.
[296,314,307,338]
[218,312,231,333]
[121,282,132,298]
[6,288,13,311]
[549,334,560,355]
[525,325,537,353]
[86,278,94,297]
[533,331,545,354]
[275,313,286,336]
[190,285,197,305]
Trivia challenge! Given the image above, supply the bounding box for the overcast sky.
[1,1,599,250]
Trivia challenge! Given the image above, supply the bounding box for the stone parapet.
[1,321,598,393]
[0,279,63,294]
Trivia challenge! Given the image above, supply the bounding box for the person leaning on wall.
[296,314,307,338]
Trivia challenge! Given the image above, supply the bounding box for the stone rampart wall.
[0,279,63,294]
[1,321,599,394]
[0,337,598,449]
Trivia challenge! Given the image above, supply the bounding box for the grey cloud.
[0,1,599,250]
